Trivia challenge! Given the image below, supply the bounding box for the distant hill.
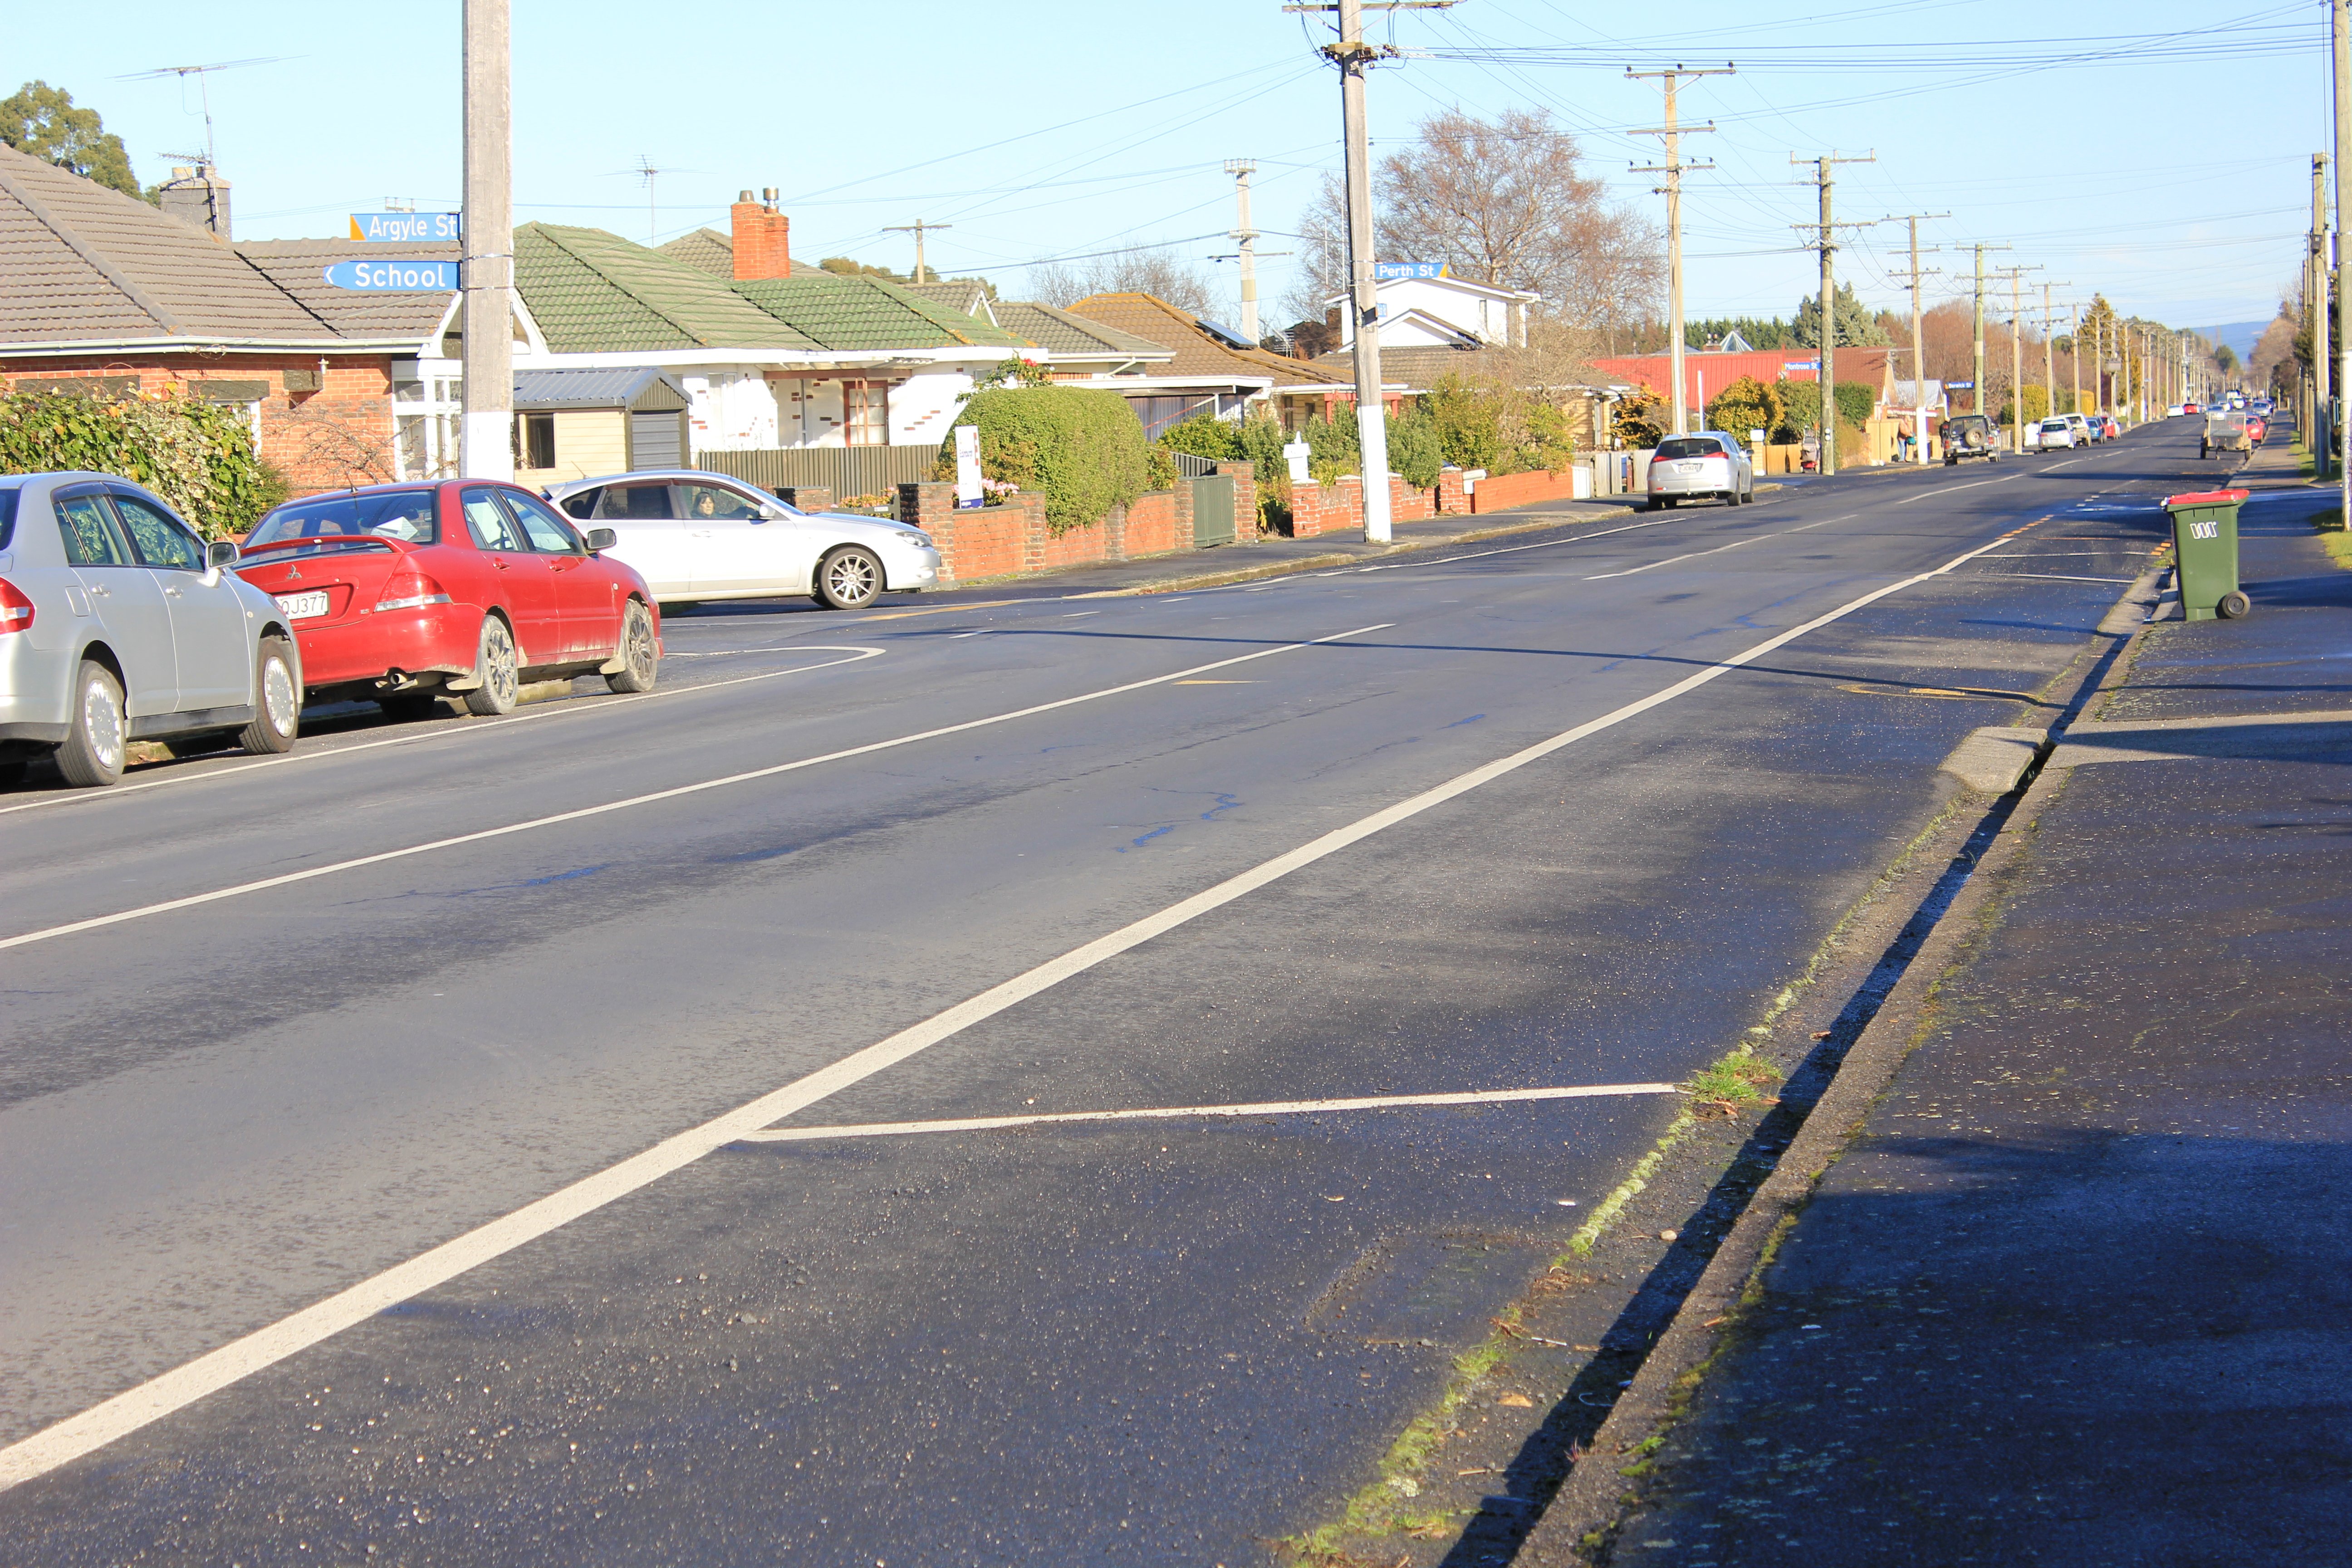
[2200,320,2273,363]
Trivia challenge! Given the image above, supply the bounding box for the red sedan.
[236,480,660,718]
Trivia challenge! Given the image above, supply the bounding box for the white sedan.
[546,469,941,610]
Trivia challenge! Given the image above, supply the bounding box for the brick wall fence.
[1286,466,1473,537]
[898,462,1259,585]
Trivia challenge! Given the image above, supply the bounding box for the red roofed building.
[1586,346,1896,414]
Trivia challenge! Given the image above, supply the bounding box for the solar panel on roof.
[1194,318,1256,350]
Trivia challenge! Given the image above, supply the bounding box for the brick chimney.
[731,187,790,280]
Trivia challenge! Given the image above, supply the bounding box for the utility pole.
[2038,280,2069,423]
[1969,242,2010,418]
[1883,212,1945,465]
[1792,152,1874,475]
[2069,302,2082,423]
[2337,0,2348,529]
[1226,159,1261,343]
[884,220,951,285]
[2313,155,2330,469]
[460,0,513,482]
[1629,62,1732,436]
[1995,265,2039,452]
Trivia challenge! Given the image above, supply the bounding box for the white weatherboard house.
[1333,264,1542,352]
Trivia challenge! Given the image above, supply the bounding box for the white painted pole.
[460,0,514,482]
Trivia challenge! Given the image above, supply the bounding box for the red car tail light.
[373,568,453,614]
[0,577,33,634]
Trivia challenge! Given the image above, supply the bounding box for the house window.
[844,380,889,446]
[519,412,556,470]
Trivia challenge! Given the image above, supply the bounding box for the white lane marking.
[737,1083,1682,1143]
[1581,515,1849,581]
[947,629,990,639]
[1348,513,1680,574]
[1892,476,2021,505]
[1062,611,1101,618]
[0,648,888,820]
[0,519,2037,1492]
[1970,571,2137,584]
[0,626,1390,952]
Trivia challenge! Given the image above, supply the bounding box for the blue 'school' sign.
[322,259,458,291]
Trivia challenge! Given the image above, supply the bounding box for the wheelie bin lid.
[2162,488,2247,510]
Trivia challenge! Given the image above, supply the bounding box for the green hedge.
[943,386,1152,534]
[0,387,283,538]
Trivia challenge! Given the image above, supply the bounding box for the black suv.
[1943,413,1998,464]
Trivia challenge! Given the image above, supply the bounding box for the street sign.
[1783,359,1821,372]
[322,259,458,291]
[1373,262,1448,280]
[1947,378,1976,390]
[348,212,461,243]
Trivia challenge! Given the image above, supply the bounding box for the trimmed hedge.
[0,387,282,538]
[943,386,1152,535]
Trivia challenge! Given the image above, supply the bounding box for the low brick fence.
[1287,467,1473,537]
[1465,466,1581,513]
[898,464,1259,585]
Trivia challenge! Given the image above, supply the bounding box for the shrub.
[1705,376,1782,441]
[1157,413,1240,464]
[1386,409,1444,487]
[1832,381,1877,429]
[0,385,280,538]
[942,385,1152,534]
[1613,389,1666,449]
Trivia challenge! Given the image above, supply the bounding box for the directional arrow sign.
[349,212,461,243]
[323,259,458,291]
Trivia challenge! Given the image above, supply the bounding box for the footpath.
[1528,482,2352,1565]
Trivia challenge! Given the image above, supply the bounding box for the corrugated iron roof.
[514,366,689,410]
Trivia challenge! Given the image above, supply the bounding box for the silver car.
[545,469,942,611]
[1645,431,1756,509]
[0,472,301,788]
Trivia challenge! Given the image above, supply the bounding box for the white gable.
[1333,271,1542,350]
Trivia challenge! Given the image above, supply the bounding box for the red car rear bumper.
[291,604,479,690]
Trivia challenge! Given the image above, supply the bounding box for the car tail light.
[0,577,32,634]
[374,568,453,614]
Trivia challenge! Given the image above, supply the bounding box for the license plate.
[1677,461,1701,473]
[276,590,329,620]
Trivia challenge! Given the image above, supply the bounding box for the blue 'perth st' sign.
[322,259,458,291]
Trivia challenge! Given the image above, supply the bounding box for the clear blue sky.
[12,0,2323,338]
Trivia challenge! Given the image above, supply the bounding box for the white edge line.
[736,1083,1681,1142]
[0,647,889,819]
[0,519,2041,1490]
[1969,572,2138,584]
[0,627,1392,953]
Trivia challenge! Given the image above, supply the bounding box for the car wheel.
[463,614,520,716]
[237,637,300,755]
[55,659,127,788]
[813,545,883,610]
[379,691,444,722]
[606,599,660,694]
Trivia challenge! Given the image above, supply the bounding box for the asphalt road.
[0,425,2211,1564]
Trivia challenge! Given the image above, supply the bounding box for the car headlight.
[894,529,935,548]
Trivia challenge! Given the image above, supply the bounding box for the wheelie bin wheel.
[2217,590,2250,619]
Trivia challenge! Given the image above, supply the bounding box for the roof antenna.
[117,57,290,170]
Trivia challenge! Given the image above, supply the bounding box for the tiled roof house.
[1060,292,1350,436]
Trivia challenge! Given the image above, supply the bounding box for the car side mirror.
[758,504,789,521]
[207,539,240,570]
[583,527,617,552]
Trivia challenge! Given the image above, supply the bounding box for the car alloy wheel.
[815,546,882,610]
[464,615,520,716]
[606,600,659,693]
[238,637,301,755]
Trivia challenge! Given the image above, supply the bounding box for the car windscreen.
[0,486,16,550]
[1654,438,1721,460]
[250,487,439,546]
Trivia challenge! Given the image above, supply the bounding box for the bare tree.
[1291,108,1664,342]
[1027,245,1216,317]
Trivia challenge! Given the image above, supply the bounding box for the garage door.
[629,411,683,470]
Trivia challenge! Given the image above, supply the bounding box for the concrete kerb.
[1519,563,2169,1566]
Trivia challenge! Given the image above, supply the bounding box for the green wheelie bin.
[2162,487,2250,621]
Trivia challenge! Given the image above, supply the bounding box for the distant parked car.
[2034,417,2080,450]
[546,470,943,611]
[236,479,660,720]
[2182,402,2201,415]
[2247,414,2269,445]
[1943,413,1999,463]
[2097,414,2120,440]
[2061,413,2095,445]
[0,472,301,787]
[1642,432,1754,509]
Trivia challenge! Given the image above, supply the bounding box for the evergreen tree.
[1791,282,1890,348]
[0,81,144,200]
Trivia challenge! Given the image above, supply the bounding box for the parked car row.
[0,464,953,789]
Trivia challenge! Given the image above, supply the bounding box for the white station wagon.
[547,469,942,611]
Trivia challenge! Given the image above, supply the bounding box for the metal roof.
[514,367,690,411]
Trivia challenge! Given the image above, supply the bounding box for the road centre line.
[0,647,889,820]
[1893,476,2021,505]
[1580,516,1846,582]
[0,625,1391,951]
[736,1083,1682,1143]
[0,516,2041,1492]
